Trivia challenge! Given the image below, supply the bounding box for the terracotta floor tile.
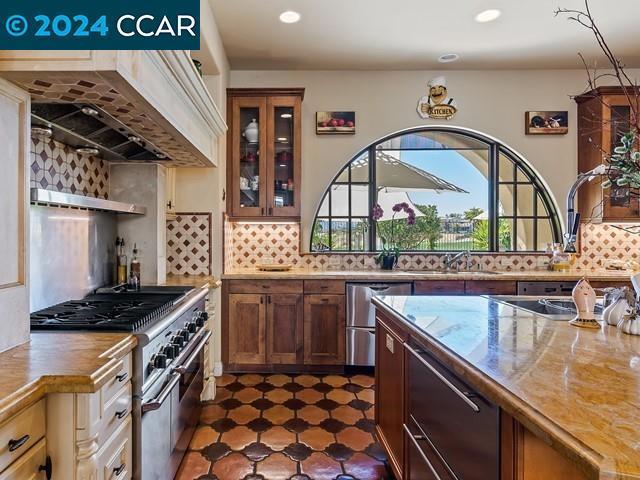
[266,374,291,387]
[256,452,297,480]
[350,375,375,388]
[228,405,261,425]
[265,388,293,403]
[221,426,258,450]
[213,387,232,403]
[344,452,388,480]
[327,389,357,405]
[216,374,236,387]
[364,405,375,419]
[300,452,343,480]
[260,426,296,451]
[200,404,226,424]
[296,388,324,405]
[238,374,264,386]
[332,405,365,425]
[336,426,375,451]
[263,405,295,424]
[189,426,219,450]
[298,405,330,424]
[357,388,375,403]
[323,375,349,387]
[294,374,321,387]
[299,427,335,451]
[211,452,253,480]
[174,451,210,479]
[234,387,263,404]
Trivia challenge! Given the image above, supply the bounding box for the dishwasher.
[346,282,413,366]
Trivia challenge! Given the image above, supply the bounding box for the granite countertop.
[163,274,221,289]
[222,268,634,282]
[0,333,136,424]
[373,295,640,479]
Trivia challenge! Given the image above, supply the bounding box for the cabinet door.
[375,316,405,479]
[0,439,47,480]
[267,294,303,364]
[266,96,301,217]
[0,78,30,352]
[303,295,345,365]
[230,96,267,217]
[229,294,266,364]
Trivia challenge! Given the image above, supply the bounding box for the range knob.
[163,344,178,359]
[179,329,190,342]
[186,322,197,334]
[195,311,208,327]
[171,335,184,348]
[153,353,168,369]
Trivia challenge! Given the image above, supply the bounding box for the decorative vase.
[569,278,600,329]
[618,313,640,335]
[379,254,397,270]
[243,119,259,143]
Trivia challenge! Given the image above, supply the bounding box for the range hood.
[31,188,146,215]
[32,103,169,162]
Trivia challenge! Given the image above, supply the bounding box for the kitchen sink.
[399,269,502,275]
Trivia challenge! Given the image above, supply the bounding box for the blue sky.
[397,150,488,216]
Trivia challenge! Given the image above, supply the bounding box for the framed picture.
[316,111,356,134]
[525,111,568,135]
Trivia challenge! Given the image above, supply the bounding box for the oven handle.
[141,372,180,413]
[403,423,443,480]
[172,329,211,375]
[404,343,480,413]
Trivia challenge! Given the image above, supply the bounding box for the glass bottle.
[117,237,127,285]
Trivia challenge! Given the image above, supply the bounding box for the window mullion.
[488,144,498,251]
[369,146,376,252]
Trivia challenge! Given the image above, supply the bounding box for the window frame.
[310,126,562,253]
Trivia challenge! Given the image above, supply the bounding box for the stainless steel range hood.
[31,188,146,215]
[31,103,170,162]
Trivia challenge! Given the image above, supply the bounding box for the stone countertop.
[373,295,640,480]
[222,268,634,282]
[163,274,221,289]
[0,333,136,425]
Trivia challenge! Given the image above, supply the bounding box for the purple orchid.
[372,203,384,221]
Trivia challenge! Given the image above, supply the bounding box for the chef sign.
[417,76,458,120]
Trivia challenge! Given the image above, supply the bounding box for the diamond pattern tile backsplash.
[224,220,640,271]
[167,213,212,276]
[31,134,109,199]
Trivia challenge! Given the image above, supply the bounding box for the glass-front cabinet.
[227,88,303,218]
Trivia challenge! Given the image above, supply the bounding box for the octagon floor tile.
[327,389,356,404]
[357,388,375,404]
[294,374,321,387]
[298,405,330,424]
[201,404,226,424]
[263,405,294,425]
[174,452,210,479]
[298,427,335,451]
[234,387,263,404]
[344,452,389,479]
[260,426,296,451]
[265,388,293,404]
[332,405,365,425]
[265,374,291,387]
[211,452,253,480]
[300,452,343,480]
[296,388,324,405]
[255,452,297,480]
[221,426,258,450]
[190,426,219,450]
[238,374,264,386]
[227,405,261,425]
[336,426,375,452]
[323,375,348,387]
[215,374,236,387]
[350,375,375,388]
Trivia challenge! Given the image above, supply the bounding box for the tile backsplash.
[224,220,640,271]
[167,213,213,276]
[31,134,109,199]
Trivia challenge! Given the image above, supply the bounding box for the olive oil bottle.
[116,237,128,285]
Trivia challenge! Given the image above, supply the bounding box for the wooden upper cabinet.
[227,88,304,219]
[228,293,266,364]
[267,294,304,364]
[575,87,640,222]
[303,294,346,365]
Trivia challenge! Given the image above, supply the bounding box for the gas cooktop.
[30,287,193,331]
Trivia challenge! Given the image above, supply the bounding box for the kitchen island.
[372,295,640,480]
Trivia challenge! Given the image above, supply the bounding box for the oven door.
[139,330,211,480]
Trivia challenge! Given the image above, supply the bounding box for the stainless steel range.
[31,284,210,480]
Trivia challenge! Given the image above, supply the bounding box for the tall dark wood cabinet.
[226,88,304,219]
[575,86,640,221]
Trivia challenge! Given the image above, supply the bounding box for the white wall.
[230,69,614,250]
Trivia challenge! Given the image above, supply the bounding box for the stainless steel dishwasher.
[346,282,413,366]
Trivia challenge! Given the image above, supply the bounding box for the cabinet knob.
[39,456,52,480]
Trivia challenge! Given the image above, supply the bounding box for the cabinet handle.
[113,463,126,476]
[115,409,128,419]
[267,295,272,304]
[8,434,29,452]
[403,424,443,480]
[404,343,480,413]
[116,373,128,383]
[269,207,273,215]
[261,207,265,215]
[260,296,264,304]
[39,456,52,480]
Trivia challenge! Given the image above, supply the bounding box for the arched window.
[310,126,562,252]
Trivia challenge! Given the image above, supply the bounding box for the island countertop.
[372,294,640,480]
[0,333,136,425]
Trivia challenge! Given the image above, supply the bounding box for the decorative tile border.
[31,134,109,199]
[224,220,640,271]
[167,213,213,276]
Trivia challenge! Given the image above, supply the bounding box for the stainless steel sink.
[399,269,502,275]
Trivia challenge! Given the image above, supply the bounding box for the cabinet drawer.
[414,281,465,295]
[100,383,133,447]
[0,438,46,480]
[228,280,303,294]
[101,354,132,407]
[99,415,132,480]
[0,399,45,472]
[465,280,517,295]
[304,280,345,294]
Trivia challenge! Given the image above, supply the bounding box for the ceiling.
[209,0,640,70]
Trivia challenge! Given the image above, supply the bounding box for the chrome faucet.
[443,250,471,271]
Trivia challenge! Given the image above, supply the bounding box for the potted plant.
[372,202,417,270]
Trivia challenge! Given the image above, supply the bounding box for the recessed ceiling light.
[281,113,292,119]
[438,53,459,63]
[475,9,501,23]
[279,11,301,24]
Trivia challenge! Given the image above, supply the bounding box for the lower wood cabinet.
[228,294,267,364]
[303,294,345,365]
[0,438,47,480]
[267,294,303,364]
